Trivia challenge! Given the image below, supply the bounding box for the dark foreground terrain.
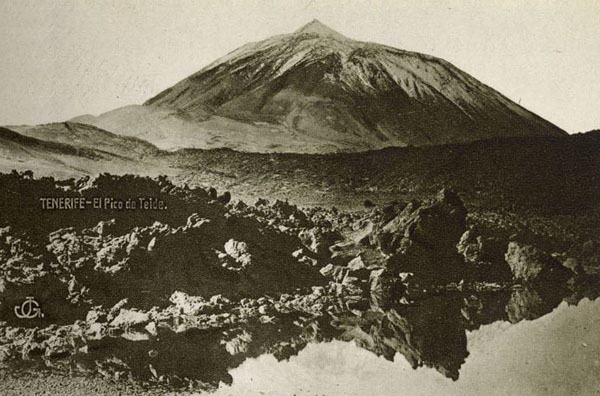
[0,169,598,393]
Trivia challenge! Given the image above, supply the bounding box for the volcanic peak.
[293,19,348,41]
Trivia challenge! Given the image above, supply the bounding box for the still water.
[6,292,599,395]
[211,298,600,396]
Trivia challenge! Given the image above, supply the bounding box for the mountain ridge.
[78,20,564,153]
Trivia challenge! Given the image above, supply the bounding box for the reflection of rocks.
[0,288,338,391]
[1,282,592,389]
[459,292,511,330]
[505,288,548,323]
[505,286,569,323]
[581,240,600,274]
[334,296,469,380]
[573,240,600,276]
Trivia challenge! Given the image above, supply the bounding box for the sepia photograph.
[0,1,599,395]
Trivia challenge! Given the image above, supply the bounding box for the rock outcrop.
[505,242,573,283]
[376,188,468,286]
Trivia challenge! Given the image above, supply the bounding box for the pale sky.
[0,0,599,133]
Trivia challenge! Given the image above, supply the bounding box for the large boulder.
[377,189,467,256]
[375,189,469,283]
[505,242,573,283]
[223,239,252,269]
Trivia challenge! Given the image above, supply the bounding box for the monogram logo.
[14,297,44,319]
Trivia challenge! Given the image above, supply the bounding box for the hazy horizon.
[1,0,599,133]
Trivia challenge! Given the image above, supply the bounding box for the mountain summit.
[294,19,348,39]
[75,21,565,152]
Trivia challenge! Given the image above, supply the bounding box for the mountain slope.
[0,126,165,178]
[72,105,337,153]
[76,20,565,153]
[10,122,159,159]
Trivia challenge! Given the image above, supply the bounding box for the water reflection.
[333,295,470,380]
[215,297,600,396]
[6,284,596,393]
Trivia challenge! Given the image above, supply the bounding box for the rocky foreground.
[0,172,598,392]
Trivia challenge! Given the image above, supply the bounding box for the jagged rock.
[272,200,297,217]
[145,322,158,336]
[374,189,468,284]
[341,274,365,295]
[381,200,408,224]
[347,256,366,271]
[4,172,596,390]
[223,330,252,355]
[378,188,467,255]
[92,219,116,236]
[147,236,157,251]
[94,233,137,273]
[110,309,150,328]
[456,229,485,263]
[369,269,386,301]
[345,256,371,284]
[319,263,335,277]
[44,334,72,358]
[332,266,349,283]
[47,228,95,270]
[224,239,252,268]
[311,286,326,296]
[170,291,210,315]
[85,323,104,340]
[299,227,342,256]
[298,255,318,267]
[186,213,210,229]
[505,242,573,283]
[350,220,375,245]
[209,294,231,307]
[0,231,47,286]
[457,227,507,264]
[0,344,13,363]
[107,299,129,321]
[368,268,407,309]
